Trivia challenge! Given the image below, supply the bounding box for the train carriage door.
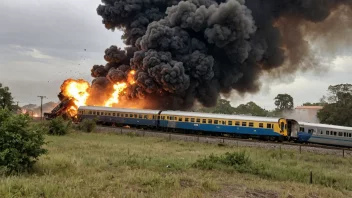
[287,119,299,138]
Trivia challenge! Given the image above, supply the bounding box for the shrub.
[192,151,262,174]
[77,119,96,133]
[0,109,47,174]
[47,117,71,136]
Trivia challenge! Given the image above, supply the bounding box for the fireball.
[105,82,128,107]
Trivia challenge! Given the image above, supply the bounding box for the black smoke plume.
[89,0,352,110]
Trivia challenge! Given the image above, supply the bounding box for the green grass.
[1,131,352,198]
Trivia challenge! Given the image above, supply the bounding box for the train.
[77,106,352,148]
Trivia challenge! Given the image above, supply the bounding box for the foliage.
[317,92,352,127]
[234,101,268,116]
[274,94,294,111]
[0,83,15,111]
[320,83,352,104]
[76,119,97,133]
[198,98,236,114]
[0,108,47,174]
[47,117,71,136]
[192,151,260,174]
[302,102,324,106]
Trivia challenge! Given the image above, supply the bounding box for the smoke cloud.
[87,0,352,110]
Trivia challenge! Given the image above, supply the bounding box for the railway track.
[95,125,352,158]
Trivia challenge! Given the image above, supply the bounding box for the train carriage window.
[116,113,120,117]
[334,131,337,136]
[339,132,342,136]
[162,116,165,120]
[249,122,254,127]
[208,119,213,124]
[349,133,351,137]
[97,112,100,116]
[179,117,183,122]
[242,122,247,127]
[214,120,218,124]
[113,113,116,116]
[326,131,329,135]
[320,130,323,134]
[185,118,189,122]
[228,121,233,125]
[235,121,240,126]
[259,123,263,128]
[222,121,226,125]
[196,118,200,123]
[170,116,174,120]
[125,114,128,117]
[202,119,206,124]
[308,129,314,134]
[89,111,92,115]
[191,118,195,122]
[144,115,148,119]
[272,124,274,129]
[167,116,170,120]
[344,132,347,137]
[139,114,143,119]
[267,123,272,129]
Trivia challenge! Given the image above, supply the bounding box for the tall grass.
[0,132,351,198]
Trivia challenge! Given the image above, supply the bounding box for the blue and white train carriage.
[297,122,352,147]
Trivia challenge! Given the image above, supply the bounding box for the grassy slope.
[1,132,352,198]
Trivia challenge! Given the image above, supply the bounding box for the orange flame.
[128,70,136,85]
[105,83,128,107]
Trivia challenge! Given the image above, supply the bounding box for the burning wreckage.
[47,0,352,119]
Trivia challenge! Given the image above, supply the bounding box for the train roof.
[78,106,160,114]
[161,110,282,123]
[298,121,352,131]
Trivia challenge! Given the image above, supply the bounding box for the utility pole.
[37,96,46,120]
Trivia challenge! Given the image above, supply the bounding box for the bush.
[77,119,96,133]
[192,151,262,174]
[47,117,71,136]
[0,109,47,174]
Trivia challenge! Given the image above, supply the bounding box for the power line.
[37,96,47,120]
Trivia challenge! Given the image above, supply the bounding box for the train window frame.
[235,121,240,126]
[89,111,92,115]
[249,122,254,127]
[185,118,189,122]
[202,119,207,124]
[242,122,247,127]
[349,133,351,138]
[326,131,329,135]
[191,118,195,122]
[214,120,219,124]
[113,113,116,116]
[222,120,226,125]
[139,114,143,119]
[162,116,165,120]
[344,132,346,137]
[178,117,183,122]
[170,116,174,121]
[167,116,170,120]
[320,130,323,135]
[196,118,201,123]
[97,112,100,116]
[267,123,272,129]
[144,115,148,119]
[338,132,342,136]
[208,119,213,124]
[334,131,337,136]
[228,121,233,125]
[259,123,263,128]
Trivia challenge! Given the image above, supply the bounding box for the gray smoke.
[87,0,352,110]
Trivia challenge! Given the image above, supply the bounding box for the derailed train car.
[77,106,300,142]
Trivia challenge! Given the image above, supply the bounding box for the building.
[283,106,323,123]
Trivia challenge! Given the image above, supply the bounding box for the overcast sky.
[1,0,351,110]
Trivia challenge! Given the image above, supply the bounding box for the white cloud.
[332,56,352,72]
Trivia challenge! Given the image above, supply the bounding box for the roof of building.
[295,106,323,110]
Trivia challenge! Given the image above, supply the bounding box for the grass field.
[1,131,352,198]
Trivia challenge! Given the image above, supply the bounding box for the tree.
[0,83,14,110]
[320,83,352,103]
[317,84,352,126]
[198,98,235,114]
[274,94,294,111]
[234,101,268,116]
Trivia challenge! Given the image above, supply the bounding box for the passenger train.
[77,106,352,148]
